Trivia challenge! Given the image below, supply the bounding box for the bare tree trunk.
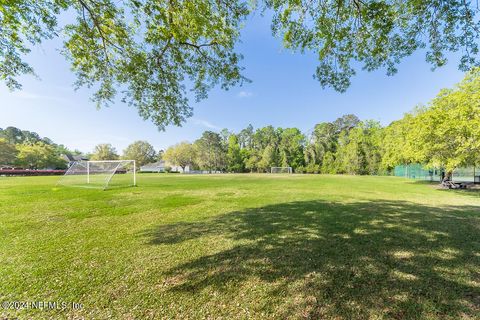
[444,170,453,182]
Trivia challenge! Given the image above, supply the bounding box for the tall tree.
[91,143,119,160]
[258,145,277,172]
[247,126,281,172]
[163,142,196,172]
[361,120,384,175]
[219,129,233,148]
[226,135,244,173]
[253,126,280,150]
[279,128,305,169]
[238,124,254,149]
[194,131,226,172]
[333,114,361,134]
[306,122,337,166]
[122,140,157,166]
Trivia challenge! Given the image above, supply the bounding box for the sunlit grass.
[0,174,479,319]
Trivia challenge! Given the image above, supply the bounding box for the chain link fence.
[394,164,480,183]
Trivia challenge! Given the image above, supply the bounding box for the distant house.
[62,154,89,167]
[140,160,190,173]
[140,160,166,173]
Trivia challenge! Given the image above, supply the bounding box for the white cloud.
[191,118,221,130]
[237,90,253,98]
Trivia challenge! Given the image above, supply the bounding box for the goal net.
[58,160,136,190]
[271,167,292,174]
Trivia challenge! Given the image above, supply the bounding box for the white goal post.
[271,166,292,174]
[58,160,136,190]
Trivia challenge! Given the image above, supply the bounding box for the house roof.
[62,154,89,162]
[73,154,88,161]
[140,160,166,169]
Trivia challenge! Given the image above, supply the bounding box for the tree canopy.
[122,140,157,166]
[1,0,249,129]
[163,141,197,172]
[194,131,226,172]
[268,0,480,91]
[0,126,52,145]
[90,143,119,160]
[0,126,71,168]
[3,1,480,128]
[384,68,480,174]
[15,142,67,169]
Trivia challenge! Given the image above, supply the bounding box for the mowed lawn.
[1,174,479,319]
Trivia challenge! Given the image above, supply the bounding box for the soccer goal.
[58,160,136,190]
[271,166,292,174]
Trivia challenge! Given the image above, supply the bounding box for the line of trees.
[0,128,160,169]
[163,115,384,174]
[0,127,71,169]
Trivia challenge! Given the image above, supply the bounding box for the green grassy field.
[1,174,479,319]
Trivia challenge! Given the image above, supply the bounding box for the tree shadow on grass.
[143,200,480,319]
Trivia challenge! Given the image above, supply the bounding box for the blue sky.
[0,11,465,153]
